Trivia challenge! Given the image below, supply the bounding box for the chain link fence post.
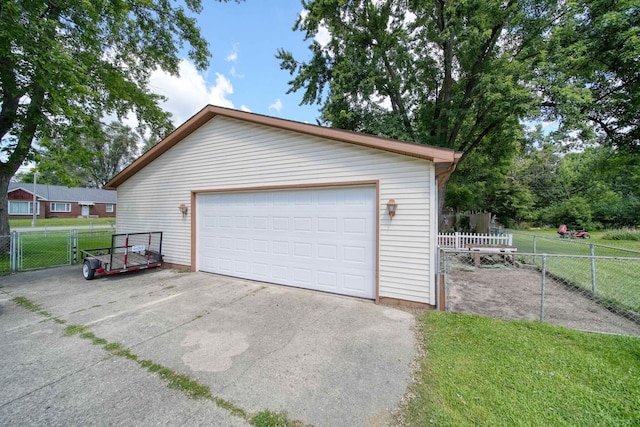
[443,250,449,311]
[590,244,597,294]
[436,248,442,311]
[18,231,23,271]
[67,231,72,265]
[10,231,17,272]
[540,254,546,322]
[73,229,78,264]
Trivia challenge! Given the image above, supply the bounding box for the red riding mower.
[557,224,590,239]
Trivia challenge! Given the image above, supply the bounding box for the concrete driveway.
[0,266,417,426]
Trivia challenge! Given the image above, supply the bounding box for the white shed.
[105,105,461,306]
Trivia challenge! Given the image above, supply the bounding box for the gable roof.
[105,105,462,190]
[8,183,117,204]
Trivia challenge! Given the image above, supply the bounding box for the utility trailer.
[81,231,163,280]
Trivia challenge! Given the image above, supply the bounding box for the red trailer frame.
[81,231,163,280]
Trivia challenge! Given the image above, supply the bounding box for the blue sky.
[12,1,323,175]
[148,1,324,127]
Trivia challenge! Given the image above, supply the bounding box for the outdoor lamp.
[178,204,188,216]
[387,199,398,220]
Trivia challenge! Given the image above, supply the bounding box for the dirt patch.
[446,257,640,336]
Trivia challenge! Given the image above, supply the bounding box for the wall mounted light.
[387,199,398,220]
[178,204,188,216]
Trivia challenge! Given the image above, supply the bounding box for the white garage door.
[196,186,376,299]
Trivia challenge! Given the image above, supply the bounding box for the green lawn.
[403,312,640,426]
[509,231,640,313]
[511,230,640,256]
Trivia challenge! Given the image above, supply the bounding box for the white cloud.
[372,92,393,111]
[268,98,283,114]
[229,66,244,78]
[241,105,252,112]
[226,44,239,62]
[149,59,234,125]
[315,21,331,47]
[299,10,331,48]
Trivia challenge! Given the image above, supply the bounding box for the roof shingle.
[8,183,116,203]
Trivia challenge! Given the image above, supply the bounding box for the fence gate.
[9,230,74,271]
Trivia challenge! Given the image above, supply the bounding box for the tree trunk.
[437,175,450,233]
[0,173,11,254]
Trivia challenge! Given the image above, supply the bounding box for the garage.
[106,105,461,306]
[196,186,376,299]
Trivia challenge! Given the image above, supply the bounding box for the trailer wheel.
[583,233,591,239]
[82,260,95,280]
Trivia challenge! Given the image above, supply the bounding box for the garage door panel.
[343,245,366,263]
[294,217,312,232]
[295,191,313,205]
[273,191,289,205]
[317,217,337,232]
[253,216,269,229]
[218,258,234,274]
[317,244,337,261]
[317,270,338,287]
[272,264,289,280]
[344,274,366,292]
[235,238,249,252]
[253,239,268,253]
[219,237,233,250]
[272,240,289,255]
[197,186,376,299]
[234,260,249,274]
[236,216,250,228]
[273,217,289,230]
[252,263,269,278]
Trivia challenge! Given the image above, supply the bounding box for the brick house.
[8,183,117,219]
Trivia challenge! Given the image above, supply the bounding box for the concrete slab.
[0,266,417,426]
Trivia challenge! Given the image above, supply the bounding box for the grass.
[12,296,65,324]
[509,230,640,314]
[602,228,640,241]
[403,311,640,426]
[251,410,304,427]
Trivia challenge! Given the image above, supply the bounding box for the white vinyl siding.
[116,116,436,304]
[50,202,71,212]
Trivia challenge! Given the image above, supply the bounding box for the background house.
[8,183,117,219]
[106,105,460,307]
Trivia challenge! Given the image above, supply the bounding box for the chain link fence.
[509,230,640,258]
[439,249,640,336]
[0,228,113,273]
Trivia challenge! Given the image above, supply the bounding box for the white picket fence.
[437,232,513,249]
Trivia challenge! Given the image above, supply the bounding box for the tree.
[23,122,140,188]
[278,0,563,215]
[508,142,640,229]
[543,0,640,151]
[0,0,235,238]
[15,167,67,187]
